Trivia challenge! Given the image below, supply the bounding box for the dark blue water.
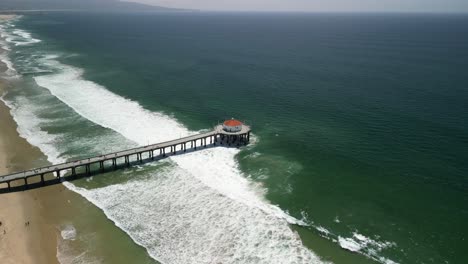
[6,12,468,263]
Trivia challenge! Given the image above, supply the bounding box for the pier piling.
[0,123,251,192]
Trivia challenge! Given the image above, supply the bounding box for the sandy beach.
[0,15,158,263]
[0,81,59,264]
[0,15,17,21]
[0,15,59,264]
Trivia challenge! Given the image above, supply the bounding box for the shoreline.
[0,15,59,264]
[0,15,159,264]
[0,80,59,264]
[0,12,386,264]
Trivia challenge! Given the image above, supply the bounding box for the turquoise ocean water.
[0,12,467,264]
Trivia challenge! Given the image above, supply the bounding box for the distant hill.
[0,0,181,11]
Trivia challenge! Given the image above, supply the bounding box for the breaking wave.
[1,19,326,264]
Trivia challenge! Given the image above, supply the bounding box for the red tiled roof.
[224,119,243,127]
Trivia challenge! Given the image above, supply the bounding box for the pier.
[0,122,250,193]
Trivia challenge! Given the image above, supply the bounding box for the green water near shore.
[1,12,467,263]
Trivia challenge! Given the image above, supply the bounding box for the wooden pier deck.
[0,124,250,192]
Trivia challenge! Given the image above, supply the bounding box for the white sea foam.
[0,23,21,78]
[0,52,18,77]
[0,95,67,165]
[56,223,100,264]
[0,38,11,51]
[1,19,411,264]
[3,18,406,264]
[28,51,328,263]
[338,232,398,264]
[316,226,331,236]
[65,165,324,264]
[0,19,322,264]
[2,95,105,264]
[305,220,398,264]
[171,148,306,225]
[33,57,304,224]
[0,37,17,77]
[334,216,340,223]
[35,59,190,145]
[7,29,41,46]
[56,236,100,264]
[338,236,363,252]
[1,22,404,264]
[60,224,77,241]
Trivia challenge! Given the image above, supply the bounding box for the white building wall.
[223,124,242,132]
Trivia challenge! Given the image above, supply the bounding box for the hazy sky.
[126,0,468,12]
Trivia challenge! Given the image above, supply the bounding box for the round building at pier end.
[223,119,243,133]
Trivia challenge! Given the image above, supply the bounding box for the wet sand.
[0,79,158,264]
[0,15,157,263]
[0,20,60,263]
[0,81,59,264]
[0,15,17,21]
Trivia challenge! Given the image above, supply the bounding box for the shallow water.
[1,12,467,264]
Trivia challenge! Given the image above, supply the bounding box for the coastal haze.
[0,1,467,264]
[2,0,468,12]
[129,0,468,12]
[0,0,175,11]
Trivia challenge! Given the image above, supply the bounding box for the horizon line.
[1,9,468,15]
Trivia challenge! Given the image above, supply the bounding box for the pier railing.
[0,125,250,193]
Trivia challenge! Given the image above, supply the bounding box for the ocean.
[1,12,467,264]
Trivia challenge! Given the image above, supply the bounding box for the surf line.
[0,120,251,193]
